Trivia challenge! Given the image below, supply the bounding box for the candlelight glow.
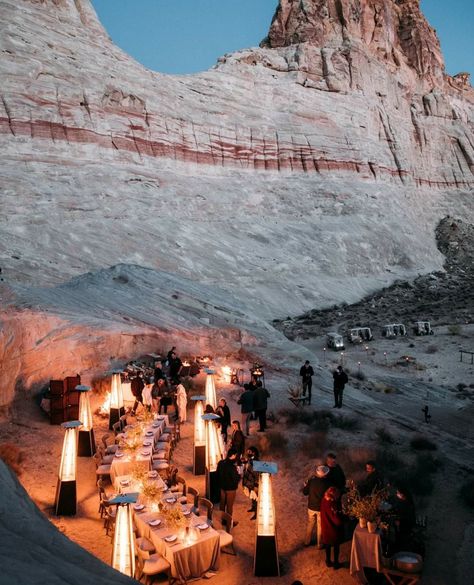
[99,391,111,415]
[205,370,217,409]
[78,391,93,431]
[205,418,223,472]
[59,427,77,482]
[110,373,124,410]
[112,504,135,577]
[221,365,232,383]
[257,472,275,536]
[194,399,206,446]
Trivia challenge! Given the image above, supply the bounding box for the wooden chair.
[101,433,119,454]
[197,497,214,525]
[135,543,171,585]
[187,486,199,512]
[112,421,122,436]
[93,452,111,482]
[135,536,155,553]
[217,511,236,555]
[103,504,116,536]
[97,445,114,464]
[175,475,187,497]
[119,414,128,430]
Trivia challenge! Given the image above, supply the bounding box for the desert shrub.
[298,431,328,459]
[458,479,474,508]
[410,435,437,451]
[448,324,462,335]
[331,414,361,431]
[256,430,288,456]
[310,410,333,431]
[376,447,405,475]
[457,383,467,391]
[405,469,435,496]
[426,344,438,354]
[415,453,442,474]
[375,426,395,445]
[0,443,24,476]
[279,407,314,426]
[354,370,366,381]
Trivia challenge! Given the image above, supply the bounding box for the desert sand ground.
[2,320,473,585]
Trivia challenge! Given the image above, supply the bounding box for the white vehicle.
[326,333,345,351]
[347,327,373,343]
[413,321,433,335]
[382,324,407,338]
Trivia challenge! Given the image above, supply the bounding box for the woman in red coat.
[320,486,344,569]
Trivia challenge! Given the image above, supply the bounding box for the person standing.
[320,487,344,569]
[302,464,332,548]
[299,360,314,403]
[229,420,246,461]
[237,383,254,436]
[332,365,348,408]
[253,381,270,432]
[175,383,187,423]
[358,460,384,496]
[130,374,145,416]
[325,452,346,491]
[216,398,231,444]
[216,449,241,520]
[242,446,259,520]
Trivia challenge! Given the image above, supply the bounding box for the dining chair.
[103,504,116,537]
[112,421,122,436]
[175,475,187,497]
[135,536,155,553]
[135,542,171,585]
[119,414,128,431]
[187,486,199,512]
[93,452,111,482]
[101,433,119,454]
[97,445,114,464]
[217,511,236,555]
[197,497,214,525]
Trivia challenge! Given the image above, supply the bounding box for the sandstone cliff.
[0,0,473,403]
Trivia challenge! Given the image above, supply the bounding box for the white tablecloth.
[350,525,383,584]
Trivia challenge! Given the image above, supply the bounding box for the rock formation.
[0,0,473,403]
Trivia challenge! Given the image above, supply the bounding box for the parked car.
[413,321,433,335]
[381,324,407,338]
[347,327,373,343]
[326,332,345,351]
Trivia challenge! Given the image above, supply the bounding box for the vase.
[367,521,377,533]
[359,518,367,528]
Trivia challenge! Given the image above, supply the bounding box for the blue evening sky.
[91,0,473,77]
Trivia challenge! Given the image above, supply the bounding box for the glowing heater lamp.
[253,461,280,577]
[202,413,224,503]
[204,369,217,410]
[191,395,206,475]
[109,493,138,578]
[76,385,96,456]
[109,371,125,430]
[55,420,82,516]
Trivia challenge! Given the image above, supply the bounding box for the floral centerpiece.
[142,480,164,509]
[161,505,186,530]
[137,409,155,425]
[343,485,390,526]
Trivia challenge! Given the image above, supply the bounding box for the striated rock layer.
[0,0,473,401]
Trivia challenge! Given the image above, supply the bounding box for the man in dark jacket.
[237,383,254,436]
[332,365,348,408]
[299,360,315,403]
[325,452,346,491]
[358,460,384,496]
[253,381,270,432]
[302,464,333,547]
[217,449,241,519]
[130,375,145,415]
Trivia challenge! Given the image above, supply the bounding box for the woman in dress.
[175,383,187,423]
[229,420,246,461]
[242,446,259,520]
[320,486,344,569]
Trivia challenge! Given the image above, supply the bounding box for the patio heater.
[204,369,217,410]
[250,363,265,388]
[109,370,125,430]
[55,420,82,516]
[110,493,138,577]
[76,385,95,456]
[191,395,206,475]
[202,413,224,503]
[253,461,280,577]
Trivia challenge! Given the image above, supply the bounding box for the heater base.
[109,407,125,430]
[78,429,96,456]
[254,535,280,577]
[55,479,77,516]
[193,445,206,475]
[206,470,220,504]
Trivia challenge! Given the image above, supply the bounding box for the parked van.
[382,324,407,338]
[347,327,373,343]
[413,321,433,335]
[326,332,345,351]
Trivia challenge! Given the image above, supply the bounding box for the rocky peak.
[262,0,445,83]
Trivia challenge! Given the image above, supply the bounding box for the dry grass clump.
[279,408,361,432]
[375,426,395,445]
[298,431,328,460]
[426,344,438,354]
[0,443,24,476]
[255,430,288,456]
[279,407,314,426]
[410,435,437,451]
[448,324,462,335]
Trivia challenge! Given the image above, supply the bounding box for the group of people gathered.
[303,455,417,569]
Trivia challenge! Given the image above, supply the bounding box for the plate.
[157,416,165,420]
[145,431,154,436]
[133,504,145,511]
[143,441,152,446]
[148,470,158,478]
[197,523,209,530]
[182,508,191,516]
[148,519,161,527]
[165,498,176,504]
[141,450,151,456]
[120,479,130,486]
[115,452,124,458]
[152,422,160,427]
[164,535,177,542]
